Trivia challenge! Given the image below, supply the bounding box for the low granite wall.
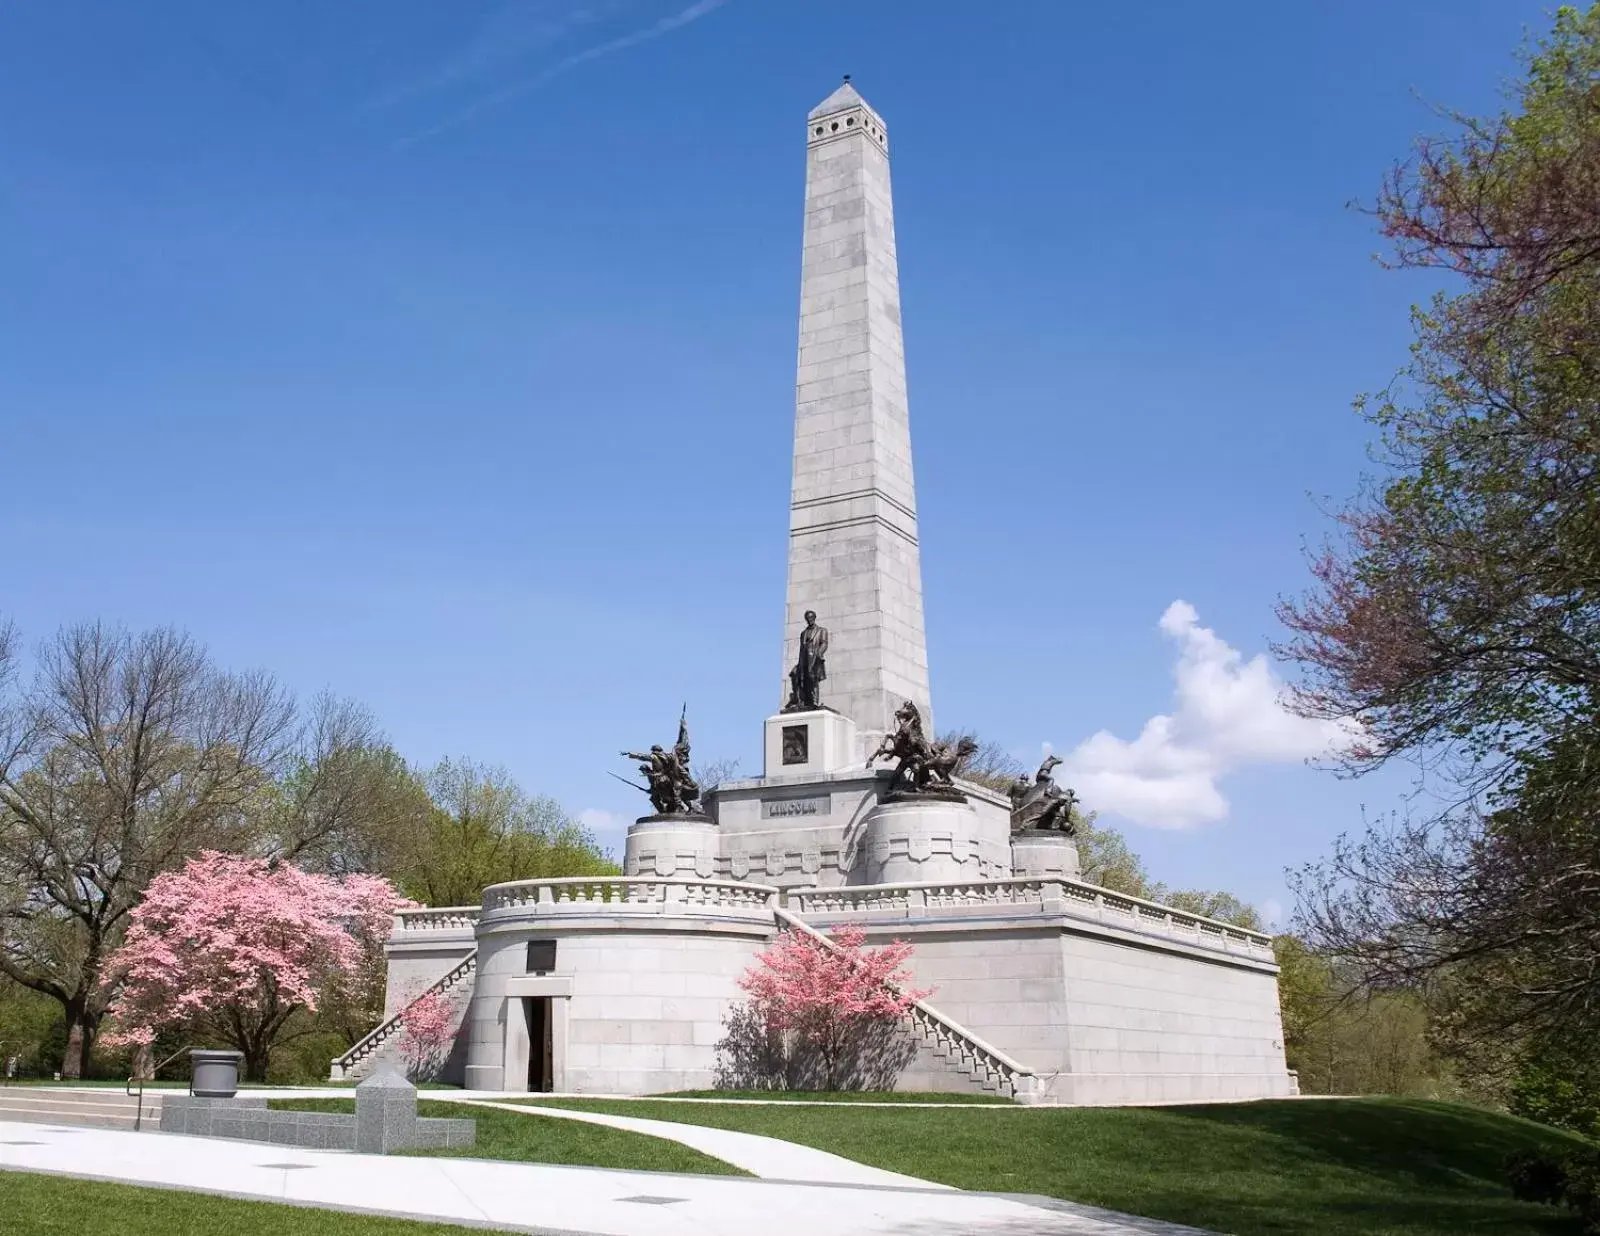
[160,1075,474,1153]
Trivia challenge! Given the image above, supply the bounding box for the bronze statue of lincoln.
[785,610,829,711]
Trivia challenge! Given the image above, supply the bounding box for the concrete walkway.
[0,1119,1211,1236]
[456,1098,939,1188]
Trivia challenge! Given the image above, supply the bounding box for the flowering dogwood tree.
[397,988,457,1081]
[737,924,931,1089]
[101,852,413,1080]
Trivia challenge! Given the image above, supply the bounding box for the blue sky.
[0,1,1551,922]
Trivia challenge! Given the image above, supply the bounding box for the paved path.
[0,1119,1210,1236]
[455,1099,936,1188]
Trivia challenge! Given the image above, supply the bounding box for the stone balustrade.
[786,876,1274,957]
[481,876,780,916]
[331,951,478,1082]
[394,906,481,933]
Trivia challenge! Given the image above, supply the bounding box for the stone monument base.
[764,708,859,777]
[623,813,717,879]
[857,795,999,884]
[1010,828,1082,879]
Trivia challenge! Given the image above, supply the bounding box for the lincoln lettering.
[762,797,827,819]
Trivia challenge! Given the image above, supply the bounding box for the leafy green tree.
[1075,820,1155,897]
[0,975,59,1077]
[1509,1046,1600,1139]
[1273,935,1452,1097]
[1280,5,1600,1062]
[0,623,292,1076]
[263,696,435,877]
[387,758,617,906]
[1160,890,1263,932]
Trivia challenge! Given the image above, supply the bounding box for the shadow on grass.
[1160,1099,1588,1195]
[526,1095,1589,1236]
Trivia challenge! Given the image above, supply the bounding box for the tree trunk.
[131,1042,154,1082]
[61,1023,83,1079]
[61,1008,97,1080]
[243,1043,271,1083]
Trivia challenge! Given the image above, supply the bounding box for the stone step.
[0,1089,162,1130]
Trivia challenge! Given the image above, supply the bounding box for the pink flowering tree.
[737,924,932,1090]
[100,852,414,1081]
[397,988,457,1082]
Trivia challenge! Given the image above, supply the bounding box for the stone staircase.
[330,950,477,1082]
[0,1087,165,1131]
[772,907,1040,1101]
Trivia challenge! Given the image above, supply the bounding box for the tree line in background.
[1274,6,1600,1136]
[0,620,614,1080]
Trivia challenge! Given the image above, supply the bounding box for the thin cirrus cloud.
[393,0,734,148]
[1058,601,1359,830]
[367,0,633,111]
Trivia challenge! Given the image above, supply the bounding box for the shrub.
[1506,1145,1600,1233]
[730,925,931,1090]
[1505,1148,1568,1205]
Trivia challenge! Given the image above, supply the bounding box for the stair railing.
[329,949,478,1081]
[126,1043,196,1131]
[772,906,1037,1098]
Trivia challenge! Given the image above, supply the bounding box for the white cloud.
[1059,601,1357,830]
[578,807,629,848]
[1260,898,1284,930]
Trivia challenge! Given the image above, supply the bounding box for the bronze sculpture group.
[866,699,977,796]
[620,707,701,817]
[616,610,1081,832]
[1009,754,1079,834]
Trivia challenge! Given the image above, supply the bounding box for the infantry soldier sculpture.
[620,708,701,816]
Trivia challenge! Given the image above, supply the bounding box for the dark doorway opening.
[525,997,554,1092]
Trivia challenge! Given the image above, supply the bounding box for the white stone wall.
[845,918,1293,1104]
[784,85,932,743]
[464,921,771,1094]
[1052,932,1293,1104]
[701,771,881,889]
[873,927,1071,1075]
[857,798,1011,884]
[383,934,476,1020]
[622,816,718,879]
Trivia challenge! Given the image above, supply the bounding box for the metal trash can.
[189,1049,244,1098]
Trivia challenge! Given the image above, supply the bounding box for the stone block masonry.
[160,1071,474,1152]
[783,82,932,743]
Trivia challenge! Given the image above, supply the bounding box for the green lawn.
[651,1089,1012,1104]
[268,1098,744,1175]
[516,1096,1591,1236]
[0,1171,518,1236]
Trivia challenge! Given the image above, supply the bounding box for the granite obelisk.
[782,81,932,744]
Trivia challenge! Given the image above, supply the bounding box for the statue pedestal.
[624,813,717,879]
[763,709,858,778]
[1010,829,1081,880]
[856,796,988,885]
